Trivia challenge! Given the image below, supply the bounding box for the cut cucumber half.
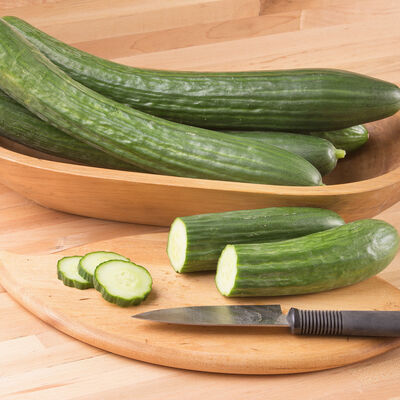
[167,207,345,273]
[215,219,399,297]
[93,260,152,307]
[78,251,129,284]
[57,256,93,290]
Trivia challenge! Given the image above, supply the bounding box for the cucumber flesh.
[168,218,187,271]
[215,246,237,296]
[78,251,129,284]
[93,260,152,307]
[57,256,93,290]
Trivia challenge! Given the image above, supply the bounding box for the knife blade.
[132,305,400,337]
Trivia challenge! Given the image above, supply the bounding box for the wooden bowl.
[0,114,400,226]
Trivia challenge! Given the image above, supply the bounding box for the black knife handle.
[287,308,400,337]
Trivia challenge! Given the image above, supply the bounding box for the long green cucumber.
[308,125,369,152]
[5,16,400,132]
[0,20,322,187]
[0,90,147,171]
[215,219,399,297]
[167,207,345,273]
[225,131,345,175]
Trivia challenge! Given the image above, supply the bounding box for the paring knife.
[132,305,400,337]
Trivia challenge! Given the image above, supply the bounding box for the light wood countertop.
[2,1,400,398]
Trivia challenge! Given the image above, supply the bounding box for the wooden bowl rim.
[1,145,399,196]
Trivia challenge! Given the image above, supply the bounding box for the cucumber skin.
[0,20,321,187]
[308,125,369,153]
[0,91,146,172]
[57,256,93,290]
[171,207,345,273]
[5,16,400,132]
[93,261,152,307]
[225,131,343,176]
[219,219,399,297]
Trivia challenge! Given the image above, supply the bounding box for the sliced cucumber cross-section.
[57,256,93,290]
[78,251,129,284]
[93,260,152,307]
[215,246,238,296]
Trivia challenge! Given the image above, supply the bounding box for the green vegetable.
[93,260,152,307]
[0,90,147,171]
[5,16,400,132]
[167,207,345,273]
[78,251,129,284]
[0,20,322,186]
[225,131,345,175]
[57,256,93,290]
[308,125,369,153]
[216,219,399,297]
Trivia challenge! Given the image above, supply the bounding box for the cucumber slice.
[93,260,152,307]
[78,251,129,284]
[57,256,93,290]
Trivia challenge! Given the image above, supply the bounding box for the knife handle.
[287,308,400,337]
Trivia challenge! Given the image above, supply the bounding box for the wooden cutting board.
[1,232,400,375]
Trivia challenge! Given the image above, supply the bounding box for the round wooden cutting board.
[1,232,400,375]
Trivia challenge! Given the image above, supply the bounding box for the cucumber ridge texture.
[216,219,400,297]
[5,16,400,132]
[0,19,322,186]
[168,207,345,273]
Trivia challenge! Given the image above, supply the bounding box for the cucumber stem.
[335,149,346,159]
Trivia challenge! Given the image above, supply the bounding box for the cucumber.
[78,251,129,284]
[308,125,369,153]
[0,90,147,172]
[93,260,152,307]
[167,207,345,273]
[225,131,345,175]
[5,16,400,132]
[0,20,322,187]
[57,256,93,290]
[216,219,399,297]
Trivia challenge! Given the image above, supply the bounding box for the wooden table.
[2,1,400,398]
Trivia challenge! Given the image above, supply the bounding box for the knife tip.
[131,311,153,320]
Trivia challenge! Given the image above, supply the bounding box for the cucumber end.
[167,218,187,273]
[215,245,237,296]
[335,149,346,159]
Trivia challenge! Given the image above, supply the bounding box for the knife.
[132,305,400,337]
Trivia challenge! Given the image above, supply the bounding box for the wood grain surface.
[2,0,400,398]
[2,239,400,375]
